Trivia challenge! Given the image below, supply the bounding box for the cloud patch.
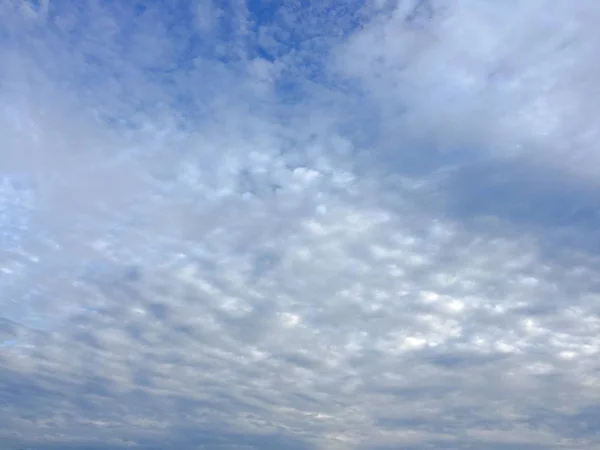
[2,1,600,449]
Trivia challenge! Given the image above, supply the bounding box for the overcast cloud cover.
[2,0,600,449]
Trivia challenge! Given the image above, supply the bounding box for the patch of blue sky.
[4,0,371,124]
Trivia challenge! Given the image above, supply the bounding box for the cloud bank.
[2,1,600,449]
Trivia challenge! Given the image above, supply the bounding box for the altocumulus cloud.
[2,0,600,449]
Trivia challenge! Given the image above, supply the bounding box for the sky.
[2,0,600,449]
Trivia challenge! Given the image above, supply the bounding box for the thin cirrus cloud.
[1,1,600,449]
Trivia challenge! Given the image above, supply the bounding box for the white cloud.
[2,1,600,450]
[337,0,600,184]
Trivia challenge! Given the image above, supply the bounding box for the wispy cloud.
[1,1,600,449]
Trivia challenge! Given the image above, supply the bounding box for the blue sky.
[2,0,600,449]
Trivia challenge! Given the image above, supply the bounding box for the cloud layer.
[2,1,600,449]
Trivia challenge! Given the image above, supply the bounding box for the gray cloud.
[1,1,600,449]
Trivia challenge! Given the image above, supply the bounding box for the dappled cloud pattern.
[2,1,600,449]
